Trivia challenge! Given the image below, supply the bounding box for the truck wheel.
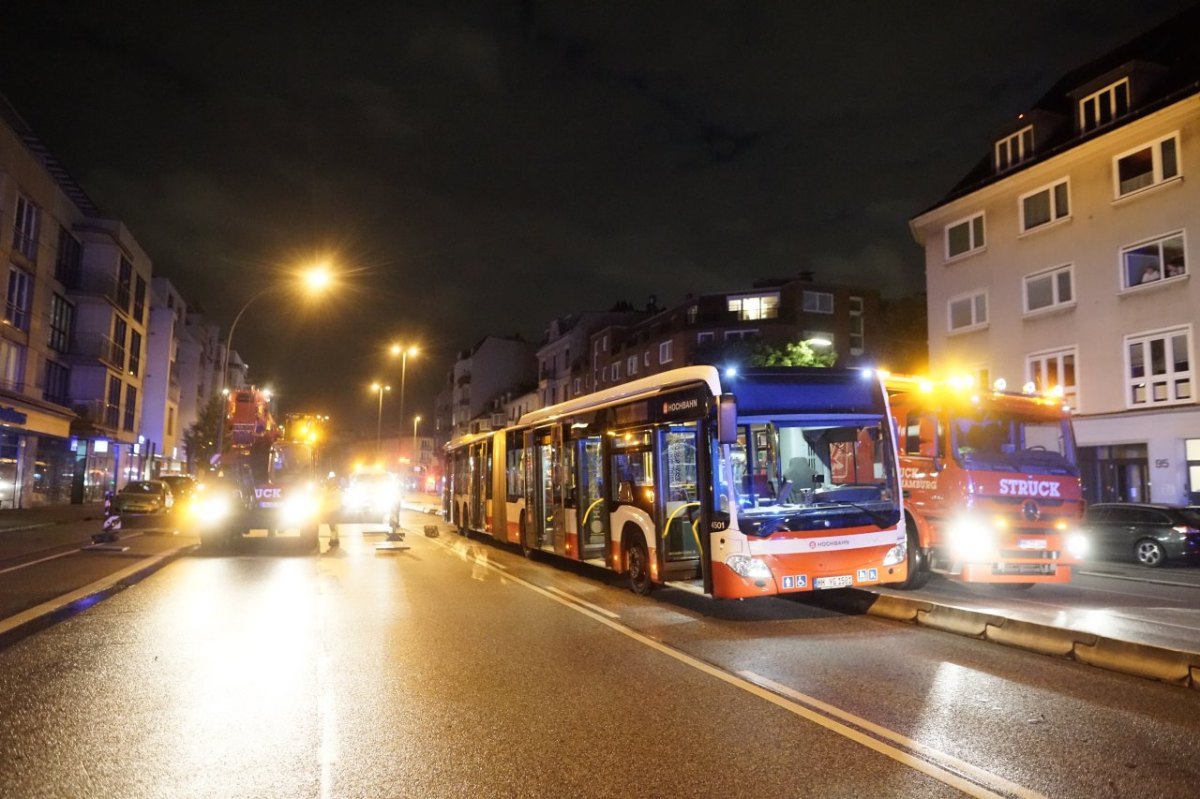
[895,527,931,590]
[626,533,653,596]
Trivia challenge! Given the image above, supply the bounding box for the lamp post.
[390,344,419,460]
[214,265,333,462]
[372,382,391,456]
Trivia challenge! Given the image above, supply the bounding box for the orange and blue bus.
[445,365,908,599]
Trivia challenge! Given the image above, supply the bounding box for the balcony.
[72,271,123,308]
[71,333,125,370]
[73,399,120,430]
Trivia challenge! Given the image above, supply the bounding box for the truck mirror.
[717,394,738,444]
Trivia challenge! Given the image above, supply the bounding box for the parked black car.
[1082,503,1200,567]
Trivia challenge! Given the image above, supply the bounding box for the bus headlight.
[882,540,907,567]
[1066,533,1089,558]
[948,516,994,561]
[726,554,772,579]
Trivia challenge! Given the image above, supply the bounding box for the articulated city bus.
[445,366,908,599]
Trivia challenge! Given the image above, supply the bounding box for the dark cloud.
[0,0,1192,429]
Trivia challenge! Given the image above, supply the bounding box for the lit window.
[948,290,987,333]
[1126,326,1192,407]
[1114,134,1179,197]
[1027,348,1078,409]
[1080,79,1129,133]
[1122,232,1185,289]
[1023,264,1074,313]
[995,125,1033,172]
[728,292,780,321]
[945,213,985,260]
[802,291,833,314]
[1020,180,1070,231]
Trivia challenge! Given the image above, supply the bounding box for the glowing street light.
[214,264,334,460]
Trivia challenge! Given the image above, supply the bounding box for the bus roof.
[516,365,723,428]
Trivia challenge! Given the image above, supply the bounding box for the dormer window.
[995,125,1033,172]
[1080,78,1129,132]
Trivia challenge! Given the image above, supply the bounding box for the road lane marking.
[545,586,619,618]
[423,533,1040,798]
[739,671,1045,799]
[1077,570,1200,590]
[0,546,186,636]
[0,532,147,575]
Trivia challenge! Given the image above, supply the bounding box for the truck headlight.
[281,493,320,525]
[948,516,994,561]
[882,540,907,567]
[1066,533,1089,558]
[193,496,232,527]
[726,554,772,579]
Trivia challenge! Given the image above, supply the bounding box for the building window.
[1114,134,1179,197]
[573,378,581,395]
[945,213,985,260]
[697,332,714,345]
[728,292,779,320]
[5,267,33,331]
[1126,326,1192,407]
[686,305,698,324]
[1024,264,1074,314]
[134,276,147,324]
[948,290,987,333]
[49,294,74,352]
[55,227,81,288]
[124,384,137,432]
[724,329,759,341]
[129,330,142,377]
[44,360,69,406]
[627,355,638,376]
[0,339,26,391]
[117,257,133,310]
[12,195,40,262]
[802,290,834,314]
[1122,231,1185,289]
[1080,78,1129,133]
[995,125,1033,172]
[660,340,673,363]
[612,361,622,380]
[848,296,864,354]
[1020,180,1070,232]
[1027,347,1078,409]
[112,317,128,368]
[1186,439,1200,504]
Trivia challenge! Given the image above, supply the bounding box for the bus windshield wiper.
[814,499,894,529]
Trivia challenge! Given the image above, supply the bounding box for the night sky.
[0,1,1193,434]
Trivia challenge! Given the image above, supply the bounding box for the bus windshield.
[950,409,1077,475]
[715,416,900,533]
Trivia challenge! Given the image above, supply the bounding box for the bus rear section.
[886,375,1088,588]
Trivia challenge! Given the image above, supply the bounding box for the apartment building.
[910,7,1200,503]
[444,334,535,437]
[537,305,650,407]
[142,278,185,474]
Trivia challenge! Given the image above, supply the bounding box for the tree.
[750,339,838,368]
[184,394,224,472]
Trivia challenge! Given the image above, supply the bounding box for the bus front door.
[659,423,702,580]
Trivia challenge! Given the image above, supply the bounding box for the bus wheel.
[627,534,652,596]
[895,526,930,590]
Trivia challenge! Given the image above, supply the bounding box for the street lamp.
[371,382,392,456]
[214,264,334,461]
[390,343,419,457]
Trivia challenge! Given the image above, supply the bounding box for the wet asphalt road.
[0,511,1198,798]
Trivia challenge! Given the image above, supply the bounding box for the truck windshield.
[714,417,901,534]
[270,443,316,480]
[950,410,1077,475]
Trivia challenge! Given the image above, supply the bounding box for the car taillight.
[1171,525,1199,534]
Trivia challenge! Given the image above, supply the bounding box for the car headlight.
[882,540,907,567]
[726,554,772,579]
[948,516,995,561]
[1066,532,1089,558]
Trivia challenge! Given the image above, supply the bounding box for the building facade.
[910,8,1200,504]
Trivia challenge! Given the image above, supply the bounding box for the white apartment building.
[911,8,1200,504]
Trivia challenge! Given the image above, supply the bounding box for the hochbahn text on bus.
[445,366,909,599]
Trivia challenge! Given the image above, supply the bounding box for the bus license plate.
[815,575,853,590]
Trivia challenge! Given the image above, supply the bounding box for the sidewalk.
[0,503,103,533]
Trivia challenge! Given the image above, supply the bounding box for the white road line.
[545,586,619,618]
[0,532,147,576]
[424,534,1039,798]
[1077,570,1200,590]
[0,546,185,636]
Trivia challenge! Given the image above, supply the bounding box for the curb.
[856,590,1200,690]
[0,545,194,649]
